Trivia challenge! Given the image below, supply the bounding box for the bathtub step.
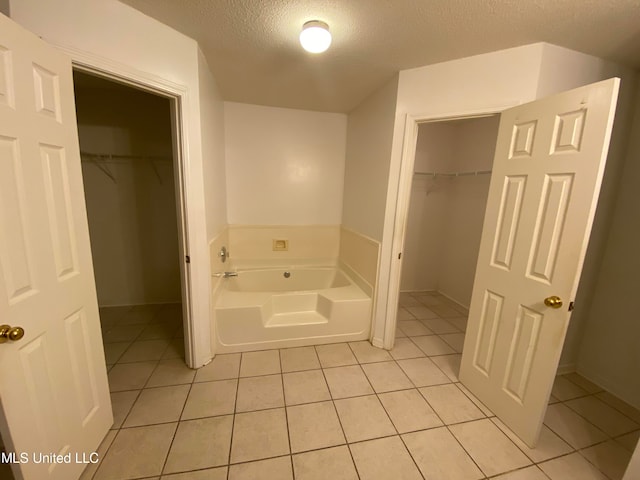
[265,311,328,327]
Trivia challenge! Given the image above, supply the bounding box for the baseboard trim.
[556,363,576,375]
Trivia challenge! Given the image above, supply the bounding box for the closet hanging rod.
[80,151,172,162]
[80,152,172,184]
[414,170,492,177]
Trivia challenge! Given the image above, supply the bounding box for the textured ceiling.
[119,0,640,113]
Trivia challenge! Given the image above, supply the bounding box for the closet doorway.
[400,115,499,310]
[392,108,639,477]
[73,71,188,376]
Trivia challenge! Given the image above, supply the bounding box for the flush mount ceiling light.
[299,20,332,53]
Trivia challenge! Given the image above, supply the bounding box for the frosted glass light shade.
[300,21,332,53]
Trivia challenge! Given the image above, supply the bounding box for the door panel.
[0,136,35,302]
[491,175,526,270]
[460,78,620,447]
[41,145,79,278]
[0,13,112,480]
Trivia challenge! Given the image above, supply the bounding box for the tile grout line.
[346,341,433,478]
[402,365,490,479]
[371,374,429,479]
[225,352,243,479]
[544,394,635,479]
[276,349,296,478]
[158,380,193,477]
[550,395,633,445]
[562,393,640,432]
[319,343,362,480]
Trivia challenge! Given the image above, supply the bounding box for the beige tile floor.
[79,294,639,480]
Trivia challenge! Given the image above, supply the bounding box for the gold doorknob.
[544,296,563,309]
[0,325,25,343]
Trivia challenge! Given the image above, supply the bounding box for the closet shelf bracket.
[149,159,163,184]
[91,156,117,184]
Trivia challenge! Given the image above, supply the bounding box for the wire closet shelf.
[80,151,172,184]
[413,169,492,177]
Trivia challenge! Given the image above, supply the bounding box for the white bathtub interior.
[214,267,371,352]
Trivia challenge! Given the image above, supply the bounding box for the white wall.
[575,80,640,408]
[76,84,181,307]
[534,45,639,369]
[198,49,228,242]
[413,122,456,173]
[9,0,221,367]
[224,102,347,226]
[437,117,499,305]
[401,122,455,292]
[400,174,448,292]
[342,76,400,241]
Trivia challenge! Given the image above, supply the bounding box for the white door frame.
[380,105,517,349]
[56,45,198,367]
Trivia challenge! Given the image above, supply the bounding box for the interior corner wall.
[0,1,9,16]
[198,48,227,242]
[574,80,640,408]
[342,75,400,241]
[224,102,347,226]
[76,86,181,306]
[436,117,499,306]
[9,0,214,366]
[401,117,498,305]
[400,123,455,293]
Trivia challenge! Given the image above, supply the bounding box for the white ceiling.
[119,0,640,113]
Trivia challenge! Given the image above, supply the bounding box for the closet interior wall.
[401,116,500,307]
[74,72,181,307]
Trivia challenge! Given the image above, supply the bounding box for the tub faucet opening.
[214,271,238,278]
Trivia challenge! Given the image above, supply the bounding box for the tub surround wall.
[338,227,380,298]
[213,225,378,294]
[209,227,230,279]
[227,225,340,266]
[224,102,347,226]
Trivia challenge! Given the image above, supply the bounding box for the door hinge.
[568,301,575,311]
[185,255,190,264]
[398,252,402,260]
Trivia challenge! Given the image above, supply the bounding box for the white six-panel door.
[459,78,620,447]
[0,14,112,480]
